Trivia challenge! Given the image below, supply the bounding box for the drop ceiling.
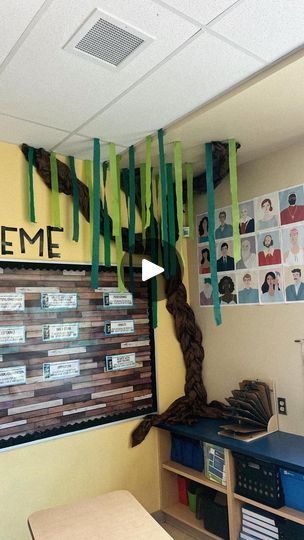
[0,0,303,167]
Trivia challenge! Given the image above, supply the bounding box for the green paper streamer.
[91,138,101,289]
[145,135,152,230]
[166,163,176,277]
[128,146,136,293]
[229,139,241,263]
[122,168,129,211]
[157,128,169,278]
[109,143,119,237]
[102,161,111,268]
[140,163,146,245]
[186,163,194,239]
[174,141,184,269]
[109,144,124,292]
[150,189,158,329]
[205,143,222,326]
[50,151,61,228]
[84,160,93,252]
[69,155,79,242]
[28,147,36,223]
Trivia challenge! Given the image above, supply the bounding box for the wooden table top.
[28,490,172,540]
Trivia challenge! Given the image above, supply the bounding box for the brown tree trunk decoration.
[21,142,235,446]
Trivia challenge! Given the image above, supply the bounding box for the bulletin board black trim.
[0,261,157,449]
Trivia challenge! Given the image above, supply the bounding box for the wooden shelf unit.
[157,426,304,539]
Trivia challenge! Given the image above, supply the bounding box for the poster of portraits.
[197,182,304,307]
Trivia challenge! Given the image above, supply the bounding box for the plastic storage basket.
[280,469,304,512]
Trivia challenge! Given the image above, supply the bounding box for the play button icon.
[142,259,164,281]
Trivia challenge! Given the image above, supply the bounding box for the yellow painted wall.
[188,139,304,437]
[0,141,186,540]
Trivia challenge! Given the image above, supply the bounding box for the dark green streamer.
[28,146,36,223]
[91,138,101,289]
[166,163,176,277]
[69,155,79,242]
[157,128,169,278]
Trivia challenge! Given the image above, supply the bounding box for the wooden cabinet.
[157,427,304,540]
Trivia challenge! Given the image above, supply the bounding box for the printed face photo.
[259,266,284,304]
[197,213,209,243]
[199,276,213,306]
[214,206,233,239]
[198,245,211,275]
[281,224,304,265]
[236,234,257,269]
[216,239,235,272]
[257,229,282,267]
[239,200,255,235]
[279,185,304,225]
[236,270,259,305]
[218,273,237,305]
[255,192,280,231]
[284,266,304,302]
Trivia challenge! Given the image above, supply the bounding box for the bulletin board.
[0,261,157,449]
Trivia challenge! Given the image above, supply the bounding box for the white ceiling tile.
[0,0,198,131]
[80,32,262,145]
[55,135,125,161]
[157,0,238,25]
[0,114,68,149]
[0,0,46,64]
[212,0,304,62]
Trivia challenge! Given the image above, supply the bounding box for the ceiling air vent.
[64,10,154,70]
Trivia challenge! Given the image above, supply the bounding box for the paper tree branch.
[21,141,234,446]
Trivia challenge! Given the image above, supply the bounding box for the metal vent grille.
[75,18,144,66]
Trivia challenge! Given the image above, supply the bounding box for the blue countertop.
[158,419,304,473]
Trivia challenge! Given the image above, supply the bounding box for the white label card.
[105,353,136,372]
[104,320,134,336]
[42,323,79,342]
[103,292,133,307]
[0,366,26,387]
[41,293,78,310]
[0,293,24,311]
[43,360,80,381]
[0,326,25,345]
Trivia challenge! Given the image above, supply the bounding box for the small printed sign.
[43,360,80,381]
[103,292,133,307]
[183,226,190,238]
[104,320,134,336]
[0,366,26,387]
[41,292,78,310]
[42,323,79,342]
[0,293,24,311]
[0,326,25,345]
[105,353,136,372]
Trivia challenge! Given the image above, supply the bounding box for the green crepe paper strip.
[140,163,146,245]
[69,156,79,242]
[154,173,162,267]
[91,138,101,289]
[145,135,152,230]
[84,160,93,253]
[174,141,184,269]
[28,146,36,223]
[205,143,222,326]
[128,146,135,293]
[109,143,119,237]
[186,162,194,239]
[116,155,125,292]
[50,151,61,228]
[229,138,241,263]
[122,168,129,211]
[166,163,176,277]
[157,128,169,278]
[102,161,111,268]
[150,183,158,329]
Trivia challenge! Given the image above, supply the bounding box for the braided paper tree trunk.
[21,142,233,446]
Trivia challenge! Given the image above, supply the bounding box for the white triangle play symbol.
[142,259,164,281]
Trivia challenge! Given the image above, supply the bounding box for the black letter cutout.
[1,226,17,255]
[47,226,63,258]
[19,228,44,256]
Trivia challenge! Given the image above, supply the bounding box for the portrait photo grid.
[197,183,304,307]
